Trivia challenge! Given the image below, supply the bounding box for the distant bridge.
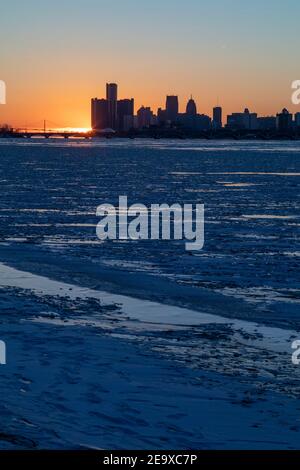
[15,131,92,139]
[13,119,94,139]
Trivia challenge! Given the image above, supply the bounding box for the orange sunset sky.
[1,0,300,129]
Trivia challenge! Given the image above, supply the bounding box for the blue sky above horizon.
[0,0,299,127]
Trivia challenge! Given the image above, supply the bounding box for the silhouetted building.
[186,97,197,116]
[157,108,167,125]
[133,116,139,129]
[106,83,118,129]
[276,108,293,132]
[106,83,117,101]
[257,116,276,131]
[166,96,179,122]
[92,83,135,131]
[137,106,154,128]
[195,114,211,131]
[122,115,133,132]
[212,106,222,129]
[227,108,258,130]
[227,113,242,130]
[117,99,134,131]
[92,82,298,136]
[91,98,109,130]
[178,113,211,131]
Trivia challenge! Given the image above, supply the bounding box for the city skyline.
[1,79,300,134]
[90,82,300,134]
[1,79,300,132]
[1,0,300,128]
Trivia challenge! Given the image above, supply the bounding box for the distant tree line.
[0,124,13,134]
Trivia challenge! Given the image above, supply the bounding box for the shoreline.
[1,135,300,142]
[0,258,300,449]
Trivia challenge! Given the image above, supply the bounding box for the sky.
[0,0,300,128]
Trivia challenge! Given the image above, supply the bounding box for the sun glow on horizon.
[54,127,92,133]
[13,126,93,134]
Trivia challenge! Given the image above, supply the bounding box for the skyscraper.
[106,83,118,101]
[91,98,109,130]
[106,83,118,129]
[91,83,135,132]
[117,99,134,131]
[166,96,179,122]
[186,97,197,116]
[213,106,222,129]
[137,106,153,128]
[157,108,167,125]
[276,108,293,132]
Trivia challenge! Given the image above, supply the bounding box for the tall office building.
[106,83,118,101]
[166,95,179,122]
[91,83,135,131]
[117,99,134,131]
[106,83,118,129]
[137,106,153,128]
[276,108,293,132]
[91,98,97,129]
[157,108,167,125]
[213,106,222,129]
[91,98,109,130]
[186,97,197,116]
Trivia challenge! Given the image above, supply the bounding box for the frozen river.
[0,139,299,449]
